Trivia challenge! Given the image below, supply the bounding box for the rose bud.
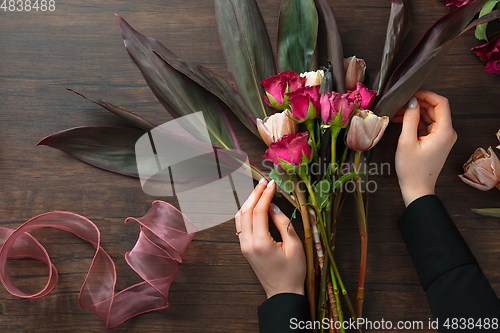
[320,92,356,127]
[263,132,312,172]
[256,110,299,146]
[459,147,500,191]
[261,71,306,110]
[346,109,389,151]
[346,82,377,110]
[344,56,366,91]
[286,85,321,123]
[300,69,324,87]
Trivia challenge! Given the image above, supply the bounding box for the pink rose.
[286,85,321,123]
[346,109,389,152]
[459,147,500,191]
[319,91,357,127]
[346,82,377,110]
[257,110,299,147]
[263,132,312,171]
[261,71,306,110]
[471,34,500,74]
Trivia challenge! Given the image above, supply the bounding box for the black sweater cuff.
[397,195,477,290]
[258,293,312,333]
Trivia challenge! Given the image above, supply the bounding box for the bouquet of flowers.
[33,0,499,329]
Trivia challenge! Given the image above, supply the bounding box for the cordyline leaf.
[117,15,239,151]
[37,126,249,184]
[277,0,319,73]
[475,0,500,41]
[214,0,276,120]
[471,208,500,218]
[374,0,498,118]
[67,89,158,132]
[153,50,259,138]
[313,0,345,93]
[374,0,412,95]
[38,127,145,177]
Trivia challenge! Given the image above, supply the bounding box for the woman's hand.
[392,90,458,206]
[235,179,306,298]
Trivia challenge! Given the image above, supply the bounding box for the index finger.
[414,90,451,127]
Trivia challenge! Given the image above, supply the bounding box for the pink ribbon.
[0,200,197,328]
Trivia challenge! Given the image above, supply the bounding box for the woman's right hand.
[392,90,458,206]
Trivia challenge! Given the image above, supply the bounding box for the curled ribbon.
[0,200,197,328]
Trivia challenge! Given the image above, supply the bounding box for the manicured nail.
[266,179,275,188]
[408,96,418,109]
[270,203,281,214]
[258,177,266,184]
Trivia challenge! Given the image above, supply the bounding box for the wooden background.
[1,0,499,332]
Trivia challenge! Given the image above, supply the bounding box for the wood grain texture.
[0,0,499,332]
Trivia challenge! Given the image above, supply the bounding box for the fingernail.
[270,203,281,214]
[258,177,265,184]
[266,179,275,188]
[408,96,418,109]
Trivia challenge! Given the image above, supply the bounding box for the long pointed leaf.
[374,1,499,118]
[374,0,412,95]
[313,0,345,93]
[381,0,489,97]
[38,127,145,177]
[67,89,158,132]
[117,15,239,150]
[277,0,319,73]
[152,50,260,138]
[471,208,500,218]
[214,0,276,120]
[37,127,249,184]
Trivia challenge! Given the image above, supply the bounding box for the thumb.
[269,203,299,242]
[400,96,420,143]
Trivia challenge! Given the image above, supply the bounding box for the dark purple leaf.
[374,0,412,94]
[153,50,259,138]
[117,15,239,150]
[214,0,276,120]
[67,89,158,132]
[381,0,489,97]
[277,0,319,73]
[314,0,345,93]
[375,8,500,118]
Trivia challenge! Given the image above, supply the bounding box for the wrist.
[400,185,435,207]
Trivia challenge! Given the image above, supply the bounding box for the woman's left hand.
[235,178,306,298]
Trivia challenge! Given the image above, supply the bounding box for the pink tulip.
[261,71,306,110]
[256,110,299,147]
[346,109,389,151]
[459,147,500,191]
[346,82,377,110]
[344,56,366,91]
[320,91,357,127]
[286,85,321,123]
[263,132,312,172]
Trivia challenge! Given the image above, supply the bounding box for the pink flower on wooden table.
[346,109,389,152]
[471,34,500,74]
[257,110,299,147]
[261,71,306,110]
[263,132,312,172]
[459,147,500,190]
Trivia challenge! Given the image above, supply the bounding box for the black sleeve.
[258,293,312,333]
[398,195,500,332]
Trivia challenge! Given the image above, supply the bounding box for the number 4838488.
[1,0,55,11]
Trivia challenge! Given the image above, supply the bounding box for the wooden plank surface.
[0,0,499,332]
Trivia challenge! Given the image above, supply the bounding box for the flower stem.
[294,177,315,321]
[299,172,356,321]
[353,151,368,321]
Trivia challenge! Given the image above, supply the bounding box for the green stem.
[298,172,356,321]
[353,151,368,322]
[329,264,345,333]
